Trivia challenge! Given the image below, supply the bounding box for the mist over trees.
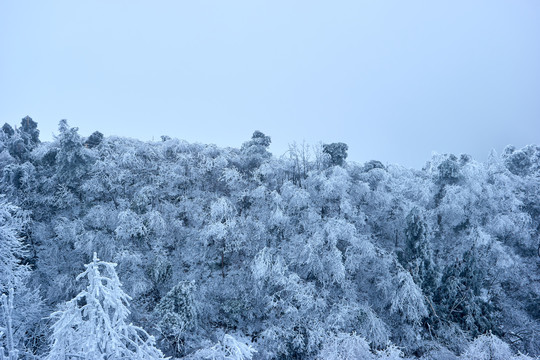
[1,117,539,359]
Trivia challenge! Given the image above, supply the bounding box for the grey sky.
[1,1,539,168]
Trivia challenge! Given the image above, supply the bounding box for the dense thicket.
[1,118,539,359]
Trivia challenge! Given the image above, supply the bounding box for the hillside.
[1,117,539,359]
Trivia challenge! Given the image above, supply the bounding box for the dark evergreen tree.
[55,120,94,189]
[401,207,437,293]
[1,123,14,138]
[84,131,104,149]
[435,242,495,337]
[19,116,40,145]
[154,281,198,356]
[239,130,272,173]
[436,154,461,186]
[1,116,40,162]
[323,142,348,167]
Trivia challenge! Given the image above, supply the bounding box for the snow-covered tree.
[46,253,166,360]
[187,334,256,360]
[154,281,198,356]
[460,332,534,360]
[434,239,495,337]
[239,131,272,173]
[391,267,428,325]
[0,200,28,293]
[401,207,437,293]
[322,142,348,167]
[55,119,95,189]
[318,332,375,360]
[318,332,406,360]
[0,198,43,357]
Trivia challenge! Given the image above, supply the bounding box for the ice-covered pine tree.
[0,198,42,358]
[46,253,166,360]
[0,199,27,359]
[402,207,437,293]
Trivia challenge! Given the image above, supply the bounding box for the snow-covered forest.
[1,117,539,359]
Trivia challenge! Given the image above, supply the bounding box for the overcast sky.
[1,1,539,168]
